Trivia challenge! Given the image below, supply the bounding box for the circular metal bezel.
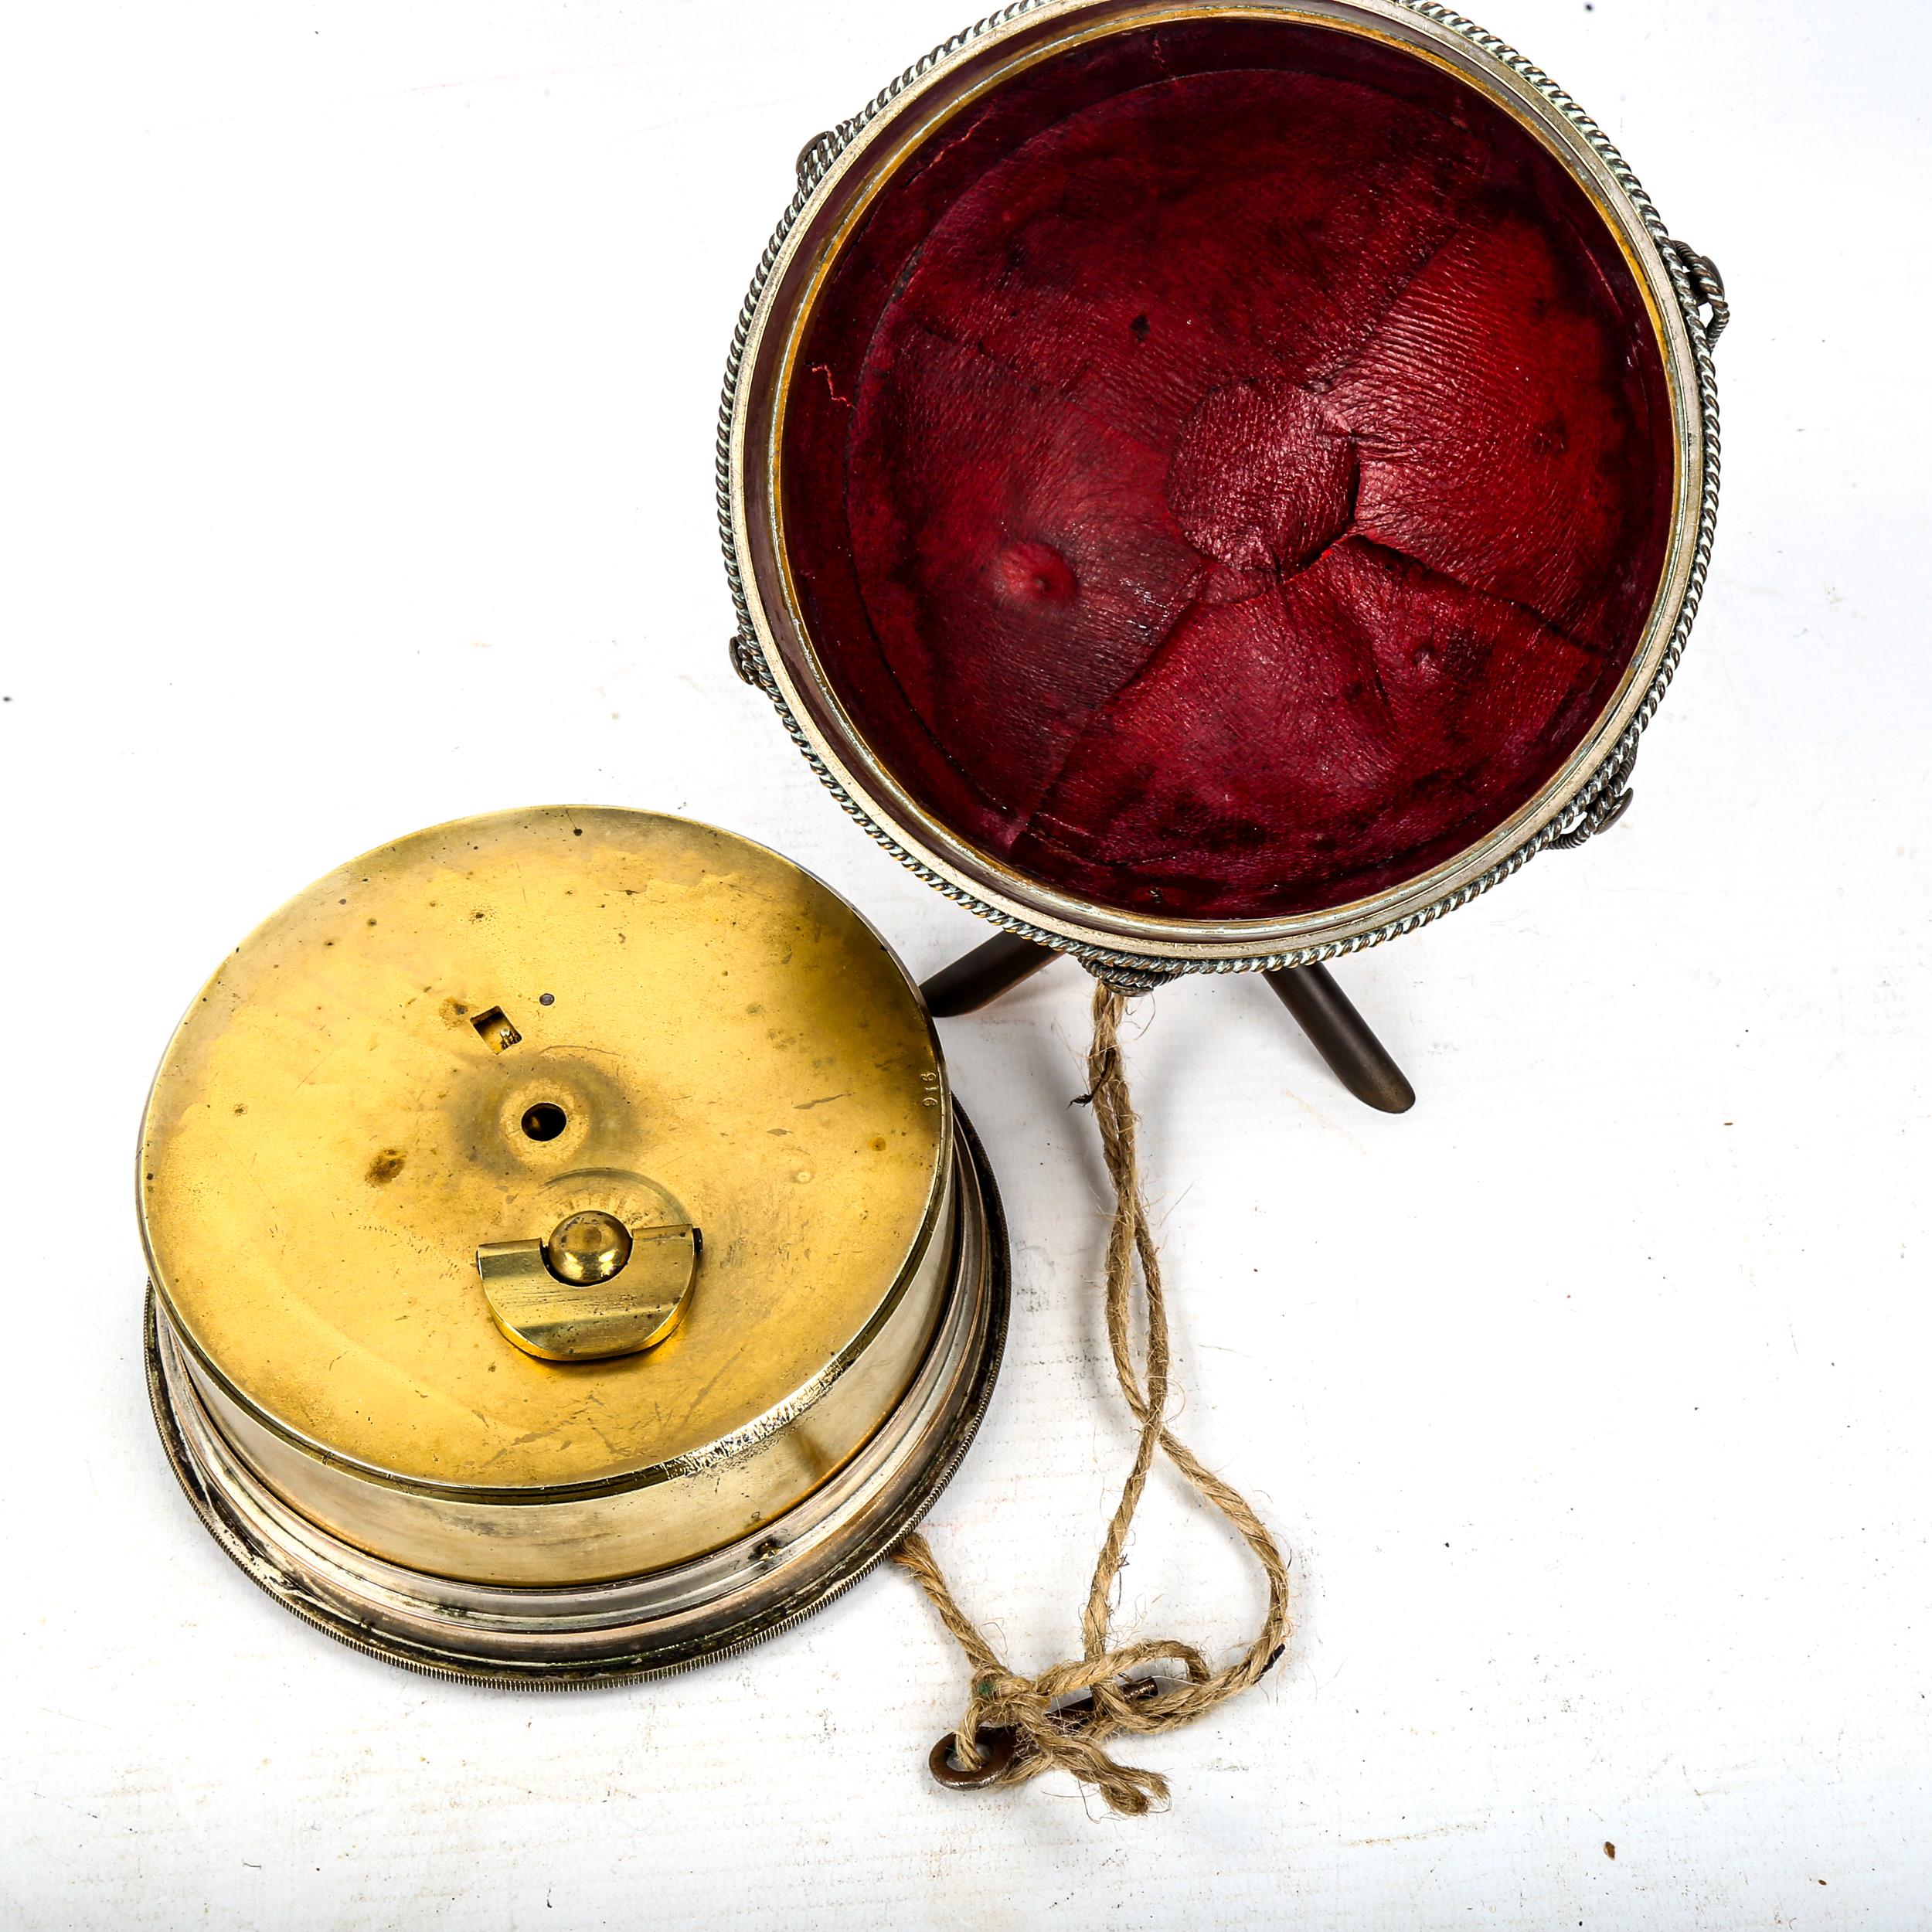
[145,1111,1009,1687]
[719,0,1722,975]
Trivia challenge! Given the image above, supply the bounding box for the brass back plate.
[139,808,948,1495]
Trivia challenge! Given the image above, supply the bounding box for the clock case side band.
[145,1110,1011,1686]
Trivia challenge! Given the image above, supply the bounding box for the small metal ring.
[1085,961,1180,998]
[1667,240,1729,347]
[727,632,761,687]
[1595,786,1636,835]
[1551,736,1639,851]
[795,131,835,183]
[928,1725,1017,1790]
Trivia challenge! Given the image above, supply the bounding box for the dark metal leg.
[1266,964,1416,1114]
[922,932,1415,1114]
[922,931,1060,1016]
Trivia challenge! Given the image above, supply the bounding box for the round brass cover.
[139,808,960,1589]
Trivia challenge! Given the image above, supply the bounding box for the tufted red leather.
[781,22,1674,920]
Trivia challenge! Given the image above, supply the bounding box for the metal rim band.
[716,0,1724,977]
[144,1110,1011,1689]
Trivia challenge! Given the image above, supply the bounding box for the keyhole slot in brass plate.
[471,1005,522,1053]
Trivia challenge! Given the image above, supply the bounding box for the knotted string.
[894,979,1291,1816]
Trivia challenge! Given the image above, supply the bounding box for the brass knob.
[545,1210,633,1287]
[476,1187,699,1364]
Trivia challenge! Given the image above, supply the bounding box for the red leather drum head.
[774,12,1679,924]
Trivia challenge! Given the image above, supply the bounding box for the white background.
[2,1,1927,1925]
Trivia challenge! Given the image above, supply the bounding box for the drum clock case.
[140,808,1009,1682]
[140,0,1726,1760]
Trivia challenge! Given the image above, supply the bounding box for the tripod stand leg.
[920,933,1416,1114]
[921,930,1060,1015]
[1266,964,1416,1114]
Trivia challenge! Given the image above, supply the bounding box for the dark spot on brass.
[366,1148,406,1185]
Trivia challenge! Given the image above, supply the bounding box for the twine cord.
[894,981,1291,1816]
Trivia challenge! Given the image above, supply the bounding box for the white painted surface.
[2,2,1927,1924]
